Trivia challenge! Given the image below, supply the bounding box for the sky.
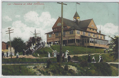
[2,1,119,43]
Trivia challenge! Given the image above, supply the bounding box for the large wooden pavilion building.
[46,12,109,49]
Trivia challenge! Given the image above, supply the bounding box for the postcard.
[1,1,119,76]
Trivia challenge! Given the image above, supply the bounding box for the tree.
[109,36,119,59]
[7,37,26,54]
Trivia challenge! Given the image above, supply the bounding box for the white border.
[0,0,119,78]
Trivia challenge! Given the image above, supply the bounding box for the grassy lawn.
[72,53,118,62]
[51,45,104,54]
[110,64,118,76]
[32,45,104,57]
[2,58,57,63]
[32,47,52,57]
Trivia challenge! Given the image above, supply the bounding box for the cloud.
[2,11,56,43]
[24,11,56,26]
[15,15,20,18]
[2,21,35,42]
[97,23,118,41]
[3,16,12,21]
[23,11,56,41]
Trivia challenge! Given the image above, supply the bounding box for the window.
[55,33,58,36]
[83,32,85,35]
[89,28,91,30]
[63,32,65,36]
[93,34,95,37]
[100,35,102,39]
[70,30,73,34]
[49,34,52,37]
[91,24,94,27]
[88,33,90,36]
[77,30,80,34]
[97,35,99,38]
[57,23,61,26]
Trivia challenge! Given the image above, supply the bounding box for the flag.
[76,2,80,5]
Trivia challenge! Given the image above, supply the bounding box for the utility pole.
[31,29,40,43]
[57,2,67,62]
[6,27,14,58]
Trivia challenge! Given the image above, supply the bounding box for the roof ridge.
[80,18,92,21]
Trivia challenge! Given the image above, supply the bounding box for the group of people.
[2,52,14,58]
[23,42,45,55]
[88,54,103,63]
[2,51,19,58]
[48,51,71,62]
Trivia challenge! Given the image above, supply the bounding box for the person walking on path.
[48,52,50,58]
[16,52,19,58]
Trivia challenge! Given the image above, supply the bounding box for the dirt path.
[70,53,106,57]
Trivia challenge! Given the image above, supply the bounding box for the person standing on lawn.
[87,54,91,63]
[2,52,4,58]
[62,52,65,62]
[92,56,96,63]
[57,52,60,62]
[16,52,19,58]
[68,54,71,62]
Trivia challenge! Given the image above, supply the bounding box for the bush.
[64,64,68,71]
[2,65,35,75]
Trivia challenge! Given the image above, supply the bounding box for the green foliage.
[32,47,52,57]
[2,65,35,75]
[64,64,68,71]
[51,45,104,54]
[72,53,118,63]
[7,37,26,53]
[47,63,76,76]
[93,63,112,76]
[109,36,119,59]
[80,61,88,67]
[2,58,57,63]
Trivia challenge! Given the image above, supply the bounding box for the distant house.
[2,41,15,56]
[46,12,109,49]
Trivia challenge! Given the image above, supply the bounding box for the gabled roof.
[78,19,92,28]
[59,17,92,31]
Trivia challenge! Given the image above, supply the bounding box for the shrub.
[64,64,68,71]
